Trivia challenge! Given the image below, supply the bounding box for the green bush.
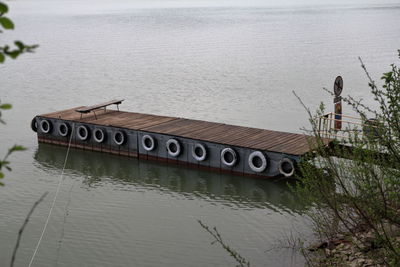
[296,50,400,265]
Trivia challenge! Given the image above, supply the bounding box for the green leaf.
[381,71,394,83]
[8,145,26,154]
[14,41,25,50]
[0,3,8,14]
[0,172,3,179]
[0,17,14,30]
[0,103,12,110]
[0,52,4,63]
[8,51,20,59]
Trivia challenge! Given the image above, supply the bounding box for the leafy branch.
[0,144,26,186]
[0,1,38,63]
[0,101,27,185]
[198,220,250,267]
[0,0,36,184]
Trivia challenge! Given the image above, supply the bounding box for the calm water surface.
[1,0,399,266]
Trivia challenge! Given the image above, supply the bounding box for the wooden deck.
[40,107,328,156]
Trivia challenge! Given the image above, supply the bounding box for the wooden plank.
[118,113,156,127]
[205,126,254,144]
[135,117,180,130]
[180,123,224,138]
[150,119,215,136]
[232,130,306,154]
[262,133,303,150]
[230,130,280,148]
[231,130,272,147]
[178,121,223,137]
[249,131,295,148]
[142,118,192,133]
[171,121,219,136]
[188,124,235,141]
[267,135,306,153]
[251,134,309,155]
[253,134,297,152]
[215,128,265,145]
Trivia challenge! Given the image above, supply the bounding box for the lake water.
[1,0,399,266]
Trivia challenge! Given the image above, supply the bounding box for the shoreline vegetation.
[295,50,400,266]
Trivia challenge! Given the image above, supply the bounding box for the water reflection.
[34,143,305,212]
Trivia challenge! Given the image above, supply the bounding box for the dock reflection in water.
[34,143,305,212]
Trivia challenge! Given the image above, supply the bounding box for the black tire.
[77,125,90,141]
[31,117,38,132]
[221,148,237,167]
[40,119,52,134]
[113,131,126,146]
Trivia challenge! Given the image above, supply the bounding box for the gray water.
[1,0,399,266]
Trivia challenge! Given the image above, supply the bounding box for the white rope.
[28,123,75,267]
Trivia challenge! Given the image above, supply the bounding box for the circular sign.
[334,76,343,96]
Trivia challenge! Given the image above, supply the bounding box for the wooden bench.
[76,99,124,119]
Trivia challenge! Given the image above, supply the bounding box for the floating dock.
[31,100,330,178]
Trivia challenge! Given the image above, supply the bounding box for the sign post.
[333,76,343,131]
